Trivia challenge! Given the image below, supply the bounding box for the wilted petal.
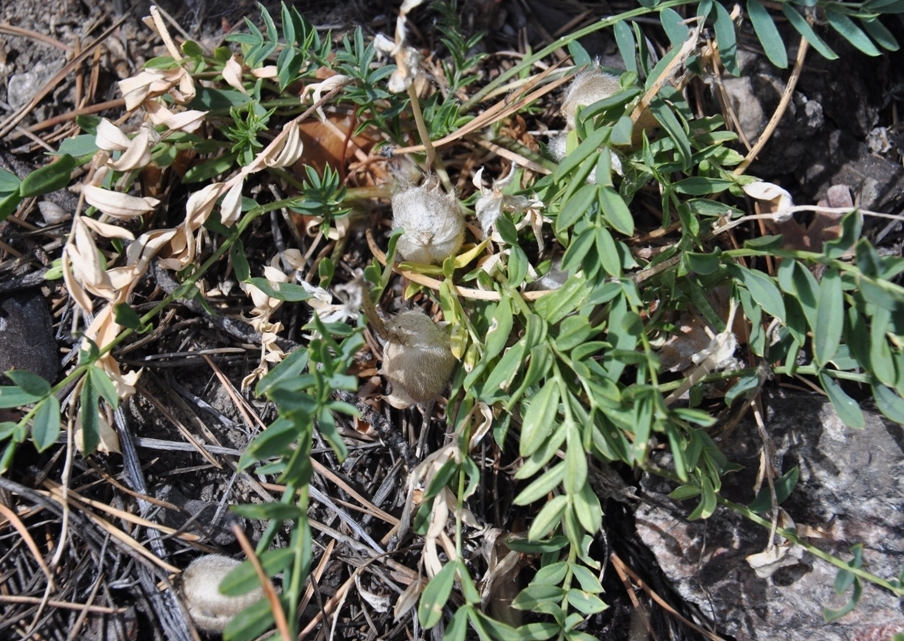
[223,55,248,94]
[62,250,93,313]
[83,185,159,219]
[107,124,156,172]
[72,222,105,288]
[79,216,135,240]
[301,75,350,120]
[185,182,224,227]
[743,181,794,222]
[96,118,132,151]
[251,66,278,79]
[220,179,244,226]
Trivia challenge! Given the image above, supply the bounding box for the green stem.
[721,497,904,595]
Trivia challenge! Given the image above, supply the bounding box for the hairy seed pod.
[382,311,457,408]
[391,183,464,264]
[182,555,265,633]
[561,69,622,129]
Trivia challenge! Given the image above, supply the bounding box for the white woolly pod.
[391,183,464,264]
[382,311,457,408]
[181,555,265,633]
[561,69,622,129]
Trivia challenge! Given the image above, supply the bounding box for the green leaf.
[556,315,593,352]
[32,396,61,452]
[246,278,312,302]
[0,385,43,408]
[512,585,565,611]
[823,576,862,622]
[599,186,634,236]
[749,466,800,513]
[79,375,100,455]
[418,561,456,628]
[814,268,843,365]
[730,264,785,322]
[860,17,899,51]
[220,548,294,596]
[566,589,608,615]
[673,177,734,195]
[55,134,99,158]
[686,249,722,275]
[572,482,602,533]
[0,191,22,224]
[668,485,701,500]
[819,373,864,429]
[826,8,881,56]
[556,126,610,179]
[824,211,862,259]
[614,20,637,73]
[505,535,568,554]
[222,596,273,641]
[114,303,150,333]
[230,503,304,521]
[528,494,568,540]
[872,382,904,423]
[650,98,692,170]
[725,371,761,406]
[19,155,77,198]
[712,0,740,75]
[6,370,50,397]
[557,183,598,232]
[514,462,565,506]
[568,40,591,67]
[747,1,788,67]
[88,366,118,410]
[520,382,561,458]
[0,168,21,194]
[564,428,588,495]
[443,606,469,641]
[783,4,838,60]
[660,8,690,46]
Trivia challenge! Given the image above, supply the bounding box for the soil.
[0,1,902,640]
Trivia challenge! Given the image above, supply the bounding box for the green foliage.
[4,0,904,639]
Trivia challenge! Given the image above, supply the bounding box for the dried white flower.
[182,555,265,633]
[561,68,621,129]
[382,311,457,408]
[391,183,464,264]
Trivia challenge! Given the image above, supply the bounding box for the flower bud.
[391,183,464,264]
[382,311,457,408]
[182,555,265,633]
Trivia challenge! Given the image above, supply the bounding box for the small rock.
[635,392,904,641]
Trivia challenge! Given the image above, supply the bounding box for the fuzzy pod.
[391,184,464,264]
[182,555,265,633]
[382,311,457,408]
[561,69,622,129]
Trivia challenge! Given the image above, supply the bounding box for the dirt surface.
[1,1,903,640]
